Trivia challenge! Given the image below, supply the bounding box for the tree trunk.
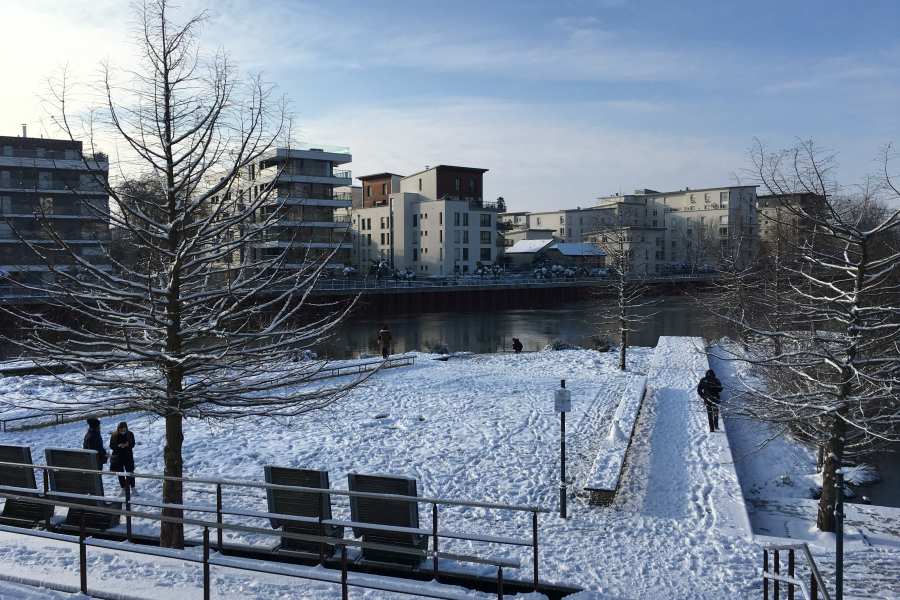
[816,414,846,532]
[160,411,185,548]
[619,316,627,370]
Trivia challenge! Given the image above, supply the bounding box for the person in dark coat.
[512,338,524,354]
[378,325,392,359]
[697,369,724,432]
[82,418,109,466]
[109,421,137,493]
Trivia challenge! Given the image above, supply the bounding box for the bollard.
[763,549,768,600]
[532,511,539,591]
[318,493,325,567]
[341,544,348,600]
[774,549,779,600]
[216,484,223,554]
[788,549,795,600]
[497,566,504,600]
[125,485,133,542]
[203,527,210,600]
[559,379,567,519]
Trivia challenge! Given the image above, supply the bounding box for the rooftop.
[506,239,556,254]
[549,243,606,257]
[402,165,489,179]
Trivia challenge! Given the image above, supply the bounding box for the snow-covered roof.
[506,239,555,254]
[548,243,606,256]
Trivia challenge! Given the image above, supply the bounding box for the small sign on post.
[556,380,570,519]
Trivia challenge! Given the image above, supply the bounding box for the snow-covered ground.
[0,340,897,599]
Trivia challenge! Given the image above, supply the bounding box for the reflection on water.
[314,296,734,359]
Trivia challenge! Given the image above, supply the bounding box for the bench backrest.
[0,445,37,492]
[44,447,105,504]
[263,466,333,529]
[347,473,420,537]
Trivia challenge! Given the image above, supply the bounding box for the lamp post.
[555,379,572,518]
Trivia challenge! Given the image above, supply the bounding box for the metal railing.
[0,459,554,597]
[0,148,108,162]
[763,544,831,600]
[314,273,722,291]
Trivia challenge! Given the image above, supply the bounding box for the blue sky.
[1,0,898,211]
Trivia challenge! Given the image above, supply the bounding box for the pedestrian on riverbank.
[378,325,392,359]
[512,338,523,354]
[82,418,109,466]
[109,421,137,494]
[697,369,723,432]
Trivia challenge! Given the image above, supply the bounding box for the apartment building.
[0,135,110,285]
[349,165,505,273]
[229,143,354,270]
[591,186,759,272]
[757,192,825,244]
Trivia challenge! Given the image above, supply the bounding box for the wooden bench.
[44,447,121,531]
[347,473,427,569]
[264,466,344,557]
[0,445,48,527]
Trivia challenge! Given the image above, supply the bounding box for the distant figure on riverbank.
[378,325,392,359]
[82,418,109,466]
[697,369,723,432]
[512,338,523,354]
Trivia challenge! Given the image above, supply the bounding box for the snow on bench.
[583,374,648,506]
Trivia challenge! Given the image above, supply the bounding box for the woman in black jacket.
[109,421,137,494]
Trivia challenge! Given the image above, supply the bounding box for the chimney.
[22,124,27,138]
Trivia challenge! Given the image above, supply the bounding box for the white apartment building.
[347,165,504,273]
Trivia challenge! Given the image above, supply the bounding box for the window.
[671,241,676,248]
[367,186,371,197]
[568,228,572,237]
[454,248,460,261]
[412,215,418,227]
[367,234,372,246]
[419,178,422,191]
[454,213,460,226]
[720,227,728,235]
[413,248,418,261]
[381,233,385,245]
[439,212,443,225]
[560,228,565,235]
[480,248,491,261]
[686,241,692,248]
[462,213,469,226]
[463,231,469,243]
[462,248,469,261]
[367,218,372,229]
[440,230,443,242]
[653,220,657,227]
[579,217,583,225]
[671,219,676,227]
[480,214,491,227]
[690,194,696,203]
[719,216,728,224]
[0,196,10,213]
[0,171,9,187]
[382,183,387,195]
[663,198,669,205]
[380,217,385,229]
[424,247,428,253]
[462,265,469,272]
[653,210,657,216]
[704,193,710,202]
[480,231,491,244]
[454,230,460,243]
[720,192,729,203]
[455,178,460,191]
[39,172,53,190]
[470,180,476,193]
[560,216,565,224]
[687,229,693,237]
[536,217,541,225]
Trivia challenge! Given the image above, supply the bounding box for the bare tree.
[712,139,900,532]
[669,218,721,274]
[0,0,362,548]
[587,204,658,370]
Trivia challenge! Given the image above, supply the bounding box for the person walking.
[512,338,524,354]
[109,421,137,495]
[378,325,392,359]
[82,418,110,466]
[697,369,723,432]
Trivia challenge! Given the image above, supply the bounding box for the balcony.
[259,166,352,180]
[469,198,506,211]
[0,148,108,162]
[276,191,352,203]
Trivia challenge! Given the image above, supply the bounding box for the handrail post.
[79,512,87,595]
[788,549,795,600]
[432,503,439,582]
[43,468,52,531]
[117,485,129,543]
[764,549,769,600]
[216,484,223,554]
[810,568,817,600]
[497,566,503,600]
[774,549,780,600]
[341,544,348,600]
[203,527,210,600]
[319,492,325,567]
[835,471,844,600]
[532,511,539,592]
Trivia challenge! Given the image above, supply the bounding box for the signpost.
[555,379,571,519]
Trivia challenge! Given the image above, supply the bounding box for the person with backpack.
[109,421,138,495]
[697,369,723,432]
[378,325,392,359]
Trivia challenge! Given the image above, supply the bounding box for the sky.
[1,0,898,212]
